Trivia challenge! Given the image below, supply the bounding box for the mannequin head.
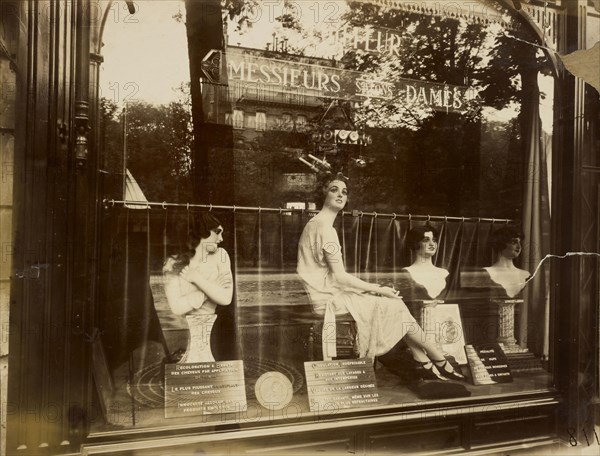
[314,171,349,210]
[404,225,448,298]
[189,212,223,255]
[406,225,439,256]
[170,212,223,273]
[490,226,525,260]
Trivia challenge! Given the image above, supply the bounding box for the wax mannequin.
[163,213,233,363]
[484,226,530,298]
[402,225,449,300]
[296,173,464,382]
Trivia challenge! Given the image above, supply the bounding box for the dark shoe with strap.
[377,343,422,383]
[432,358,465,381]
[414,360,447,381]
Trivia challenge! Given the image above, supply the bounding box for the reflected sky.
[100,0,189,106]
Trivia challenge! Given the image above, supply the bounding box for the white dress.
[297,218,417,359]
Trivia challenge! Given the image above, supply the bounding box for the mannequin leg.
[403,324,445,361]
[403,323,465,381]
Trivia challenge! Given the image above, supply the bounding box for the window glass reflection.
[95,0,556,433]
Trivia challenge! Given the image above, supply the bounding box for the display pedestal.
[417,299,443,349]
[492,299,543,372]
[416,300,467,365]
[179,314,217,363]
[494,299,522,350]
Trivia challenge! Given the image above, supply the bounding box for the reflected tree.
[217,0,550,217]
[100,84,194,203]
[477,26,553,218]
[99,97,121,197]
[335,3,491,214]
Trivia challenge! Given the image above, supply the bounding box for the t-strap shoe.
[414,360,447,381]
[432,359,465,381]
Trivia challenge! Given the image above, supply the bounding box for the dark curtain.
[521,94,552,358]
[97,205,524,379]
[98,208,168,373]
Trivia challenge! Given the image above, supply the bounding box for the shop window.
[296,114,307,132]
[232,108,244,129]
[95,0,558,434]
[246,113,256,130]
[255,111,267,131]
[276,112,293,131]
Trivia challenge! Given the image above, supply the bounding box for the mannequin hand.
[378,286,402,299]
[180,265,200,284]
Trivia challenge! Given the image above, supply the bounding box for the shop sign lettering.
[226,51,343,95]
[202,48,475,113]
[330,25,405,57]
[401,81,471,111]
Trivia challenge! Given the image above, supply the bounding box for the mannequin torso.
[483,264,530,298]
[404,264,449,300]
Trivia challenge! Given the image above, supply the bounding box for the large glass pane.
[93,0,556,433]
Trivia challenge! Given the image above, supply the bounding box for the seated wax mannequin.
[163,213,233,363]
[296,172,466,385]
[483,226,531,299]
[401,225,449,301]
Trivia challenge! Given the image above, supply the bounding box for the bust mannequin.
[403,225,449,300]
[163,213,233,363]
[484,226,530,298]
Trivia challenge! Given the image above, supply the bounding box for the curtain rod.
[102,199,515,224]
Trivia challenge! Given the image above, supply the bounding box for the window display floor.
[90,329,553,434]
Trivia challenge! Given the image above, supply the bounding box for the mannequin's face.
[323,180,348,211]
[500,238,522,259]
[198,226,223,255]
[417,231,438,257]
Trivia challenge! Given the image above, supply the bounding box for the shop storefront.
[2,1,599,455]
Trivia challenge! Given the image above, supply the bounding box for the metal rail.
[102,199,515,224]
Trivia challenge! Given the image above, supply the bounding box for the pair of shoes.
[414,360,447,381]
[432,359,465,381]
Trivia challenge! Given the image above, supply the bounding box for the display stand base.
[499,344,545,373]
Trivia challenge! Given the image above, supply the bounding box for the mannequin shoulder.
[216,248,232,268]
[517,268,531,280]
[436,266,450,278]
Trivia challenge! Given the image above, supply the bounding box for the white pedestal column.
[418,300,441,349]
[179,314,217,363]
[493,299,528,354]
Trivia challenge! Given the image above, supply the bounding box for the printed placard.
[164,360,247,418]
[465,343,513,385]
[304,358,379,412]
[425,303,468,365]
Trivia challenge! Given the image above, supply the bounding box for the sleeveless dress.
[297,218,418,360]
